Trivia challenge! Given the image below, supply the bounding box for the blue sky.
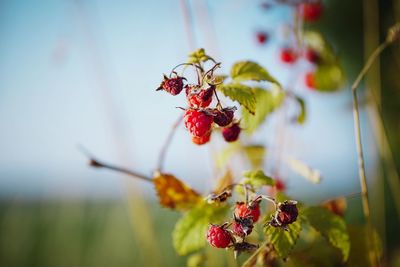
[0,0,378,201]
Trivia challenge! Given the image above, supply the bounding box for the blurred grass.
[0,199,186,267]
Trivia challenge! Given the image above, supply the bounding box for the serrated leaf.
[294,96,306,124]
[153,172,202,211]
[173,204,228,255]
[230,61,280,85]
[314,64,345,92]
[302,207,350,261]
[242,87,285,134]
[243,170,275,189]
[286,157,321,184]
[265,221,301,258]
[243,145,266,168]
[218,83,256,114]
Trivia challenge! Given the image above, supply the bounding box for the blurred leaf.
[243,170,275,189]
[243,145,266,168]
[187,252,206,267]
[230,61,280,85]
[347,225,382,267]
[304,31,337,64]
[302,207,350,261]
[242,87,285,134]
[213,170,234,194]
[173,203,228,255]
[153,173,202,211]
[314,64,345,92]
[209,75,227,85]
[218,83,256,114]
[287,158,321,184]
[215,142,241,168]
[294,96,306,124]
[321,197,347,217]
[265,221,301,258]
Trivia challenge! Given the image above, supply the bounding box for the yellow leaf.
[153,172,202,211]
[213,170,233,194]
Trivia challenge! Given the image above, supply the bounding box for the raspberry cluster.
[206,194,298,255]
[157,61,241,145]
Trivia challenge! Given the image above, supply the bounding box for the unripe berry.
[222,123,241,142]
[280,48,298,64]
[184,109,213,137]
[298,2,323,22]
[157,75,185,95]
[235,201,261,223]
[206,225,232,248]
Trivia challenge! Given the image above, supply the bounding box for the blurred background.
[0,0,399,266]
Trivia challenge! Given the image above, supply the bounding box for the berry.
[276,200,298,226]
[235,201,261,223]
[233,216,254,237]
[275,179,286,192]
[184,109,213,137]
[186,85,214,108]
[256,32,268,45]
[222,123,241,142]
[305,72,316,89]
[305,48,320,64]
[212,108,234,127]
[298,2,323,22]
[192,131,211,145]
[157,75,185,95]
[207,225,232,248]
[280,48,298,64]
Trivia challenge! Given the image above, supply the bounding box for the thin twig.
[156,114,184,172]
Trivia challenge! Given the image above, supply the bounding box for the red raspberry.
[184,109,213,137]
[305,72,316,89]
[234,201,261,223]
[222,123,241,142]
[305,48,320,64]
[280,48,298,64]
[275,179,286,192]
[206,225,232,248]
[192,131,211,145]
[186,85,214,108]
[298,2,323,22]
[157,75,185,95]
[256,32,268,45]
[212,108,234,127]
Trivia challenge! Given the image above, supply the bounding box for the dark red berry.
[305,48,320,64]
[280,48,298,64]
[157,75,185,95]
[298,2,323,22]
[222,123,241,142]
[184,109,213,137]
[256,32,268,45]
[275,179,286,192]
[233,216,254,237]
[186,85,214,108]
[192,131,211,145]
[235,201,261,223]
[305,72,315,89]
[276,200,298,225]
[213,108,234,127]
[207,225,232,248]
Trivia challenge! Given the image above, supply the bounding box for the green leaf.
[314,64,345,92]
[302,207,350,261]
[188,48,214,64]
[243,170,275,188]
[173,203,228,255]
[242,87,285,134]
[265,221,301,258]
[347,225,382,267]
[294,96,306,124]
[243,145,266,168]
[286,157,321,184]
[230,61,280,85]
[187,252,206,267]
[217,83,256,114]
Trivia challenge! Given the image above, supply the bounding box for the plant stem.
[351,40,389,267]
[157,114,183,172]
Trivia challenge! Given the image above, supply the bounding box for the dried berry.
[157,75,185,95]
[207,224,232,248]
[276,200,298,226]
[233,216,254,237]
[186,85,214,108]
[213,108,235,127]
[184,109,213,137]
[222,123,241,142]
